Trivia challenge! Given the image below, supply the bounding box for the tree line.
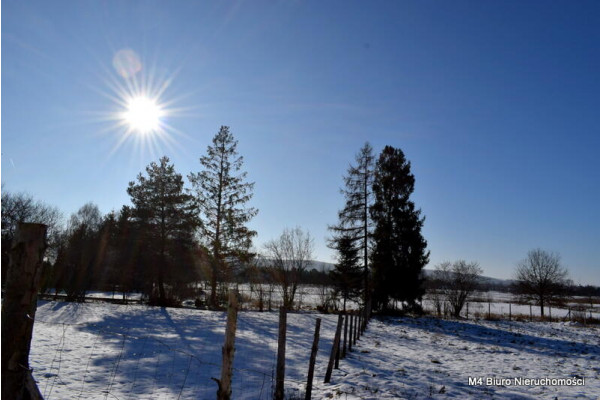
[2,132,589,314]
[3,126,257,307]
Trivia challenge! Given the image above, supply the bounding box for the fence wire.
[30,303,341,400]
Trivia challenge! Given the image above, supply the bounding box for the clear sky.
[2,1,599,284]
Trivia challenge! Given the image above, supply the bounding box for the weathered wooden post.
[353,311,358,345]
[509,303,511,321]
[1,223,47,400]
[529,304,532,322]
[334,316,341,369]
[274,307,287,400]
[360,308,364,334]
[488,302,491,319]
[466,302,469,319]
[358,308,363,333]
[348,313,354,352]
[358,310,363,339]
[305,318,321,400]
[214,290,239,400]
[342,312,348,358]
[324,314,344,383]
[549,306,552,321]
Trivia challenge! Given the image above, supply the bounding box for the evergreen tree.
[127,156,199,306]
[329,233,363,311]
[188,126,257,307]
[370,146,429,311]
[329,142,374,305]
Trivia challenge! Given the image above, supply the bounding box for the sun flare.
[99,48,190,159]
[123,96,163,134]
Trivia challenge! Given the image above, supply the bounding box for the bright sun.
[123,96,163,134]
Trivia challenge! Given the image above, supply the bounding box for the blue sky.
[2,1,599,284]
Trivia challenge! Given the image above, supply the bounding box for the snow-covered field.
[322,317,600,399]
[30,300,599,399]
[31,300,340,400]
[421,291,600,321]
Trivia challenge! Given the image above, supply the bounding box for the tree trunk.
[158,257,166,305]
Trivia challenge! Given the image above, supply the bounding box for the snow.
[31,301,340,399]
[30,300,600,399]
[317,317,600,399]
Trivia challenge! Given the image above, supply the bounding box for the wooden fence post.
[549,306,552,321]
[305,318,321,400]
[362,308,366,332]
[324,314,344,383]
[274,307,287,400]
[353,312,358,345]
[509,303,511,321]
[1,223,47,400]
[342,312,348,359]
[488,302,491,319]
[214,290,239,400]
[529,304,532,322]
[359,310,363,338]
[348,313,354,352]
[466,302,469,319]
[334,316,341,369]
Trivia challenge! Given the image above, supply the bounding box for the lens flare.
[112,49,142,79]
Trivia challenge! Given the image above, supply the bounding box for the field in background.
[55,285,600,322]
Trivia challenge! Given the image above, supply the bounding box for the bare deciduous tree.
[433,260,482,318]
[1,189,63,283]
[263,227,314,310]
[515,248,569,316]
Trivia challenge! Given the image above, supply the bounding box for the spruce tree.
[127,156,199,306]
[329,233,363,311]
[329,142,374,305]
[188,126,257,307]
[370,146,429,311]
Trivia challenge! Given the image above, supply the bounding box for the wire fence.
[30,301,344,400]
[421,295,600,322]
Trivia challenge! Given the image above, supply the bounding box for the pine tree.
[329,142,374,305]
[329,233,363,311]
[370,146,429,311]
[188,126,257,307]
[127,156,199,306]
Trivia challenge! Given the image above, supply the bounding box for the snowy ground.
[31,300,340,400]
[319,316,600,400]
[30,300,600,400]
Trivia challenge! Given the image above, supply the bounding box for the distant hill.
[307,260,336,272]
[421,268,514,288]
[309,261,514,287]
